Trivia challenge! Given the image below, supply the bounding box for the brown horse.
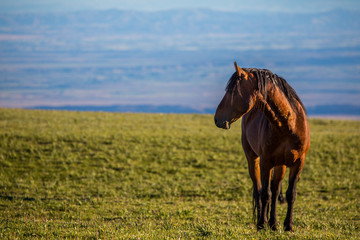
[214,62,310,231]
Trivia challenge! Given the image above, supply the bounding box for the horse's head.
[214,62,256,129]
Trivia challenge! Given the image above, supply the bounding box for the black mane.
[226,68,306,114]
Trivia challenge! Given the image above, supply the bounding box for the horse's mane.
[226,68,306,114]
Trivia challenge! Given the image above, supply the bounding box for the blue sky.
[1,0,360,13]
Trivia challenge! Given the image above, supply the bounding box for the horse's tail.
[252,186,257,224]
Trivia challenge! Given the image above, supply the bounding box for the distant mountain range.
[30,104,211,114]
[29,104,360,117]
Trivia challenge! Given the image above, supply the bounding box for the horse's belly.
[242,111,305,167]
[262,135,307,167]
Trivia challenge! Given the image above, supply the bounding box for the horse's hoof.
[270,224,277,231]
[284,225,293,232]
[269,218,277,231]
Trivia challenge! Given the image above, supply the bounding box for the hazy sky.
[1,0,359,111]
[1,0,360,13]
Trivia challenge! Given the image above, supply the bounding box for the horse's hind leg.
[284,157,305,231]
[269,165,286,230]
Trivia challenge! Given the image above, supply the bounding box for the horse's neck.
[256,85,296,131]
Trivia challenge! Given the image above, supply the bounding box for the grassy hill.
[0,108,359,239]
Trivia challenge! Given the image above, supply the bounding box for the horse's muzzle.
[214,119,230,129]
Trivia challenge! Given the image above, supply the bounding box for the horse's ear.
[234,61,250,80]
[234,61,241,75]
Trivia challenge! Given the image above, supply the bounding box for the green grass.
[0,108,359,239]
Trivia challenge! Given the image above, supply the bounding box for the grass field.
[0,108,359,239]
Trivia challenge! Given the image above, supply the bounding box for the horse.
[214,62,310,231]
